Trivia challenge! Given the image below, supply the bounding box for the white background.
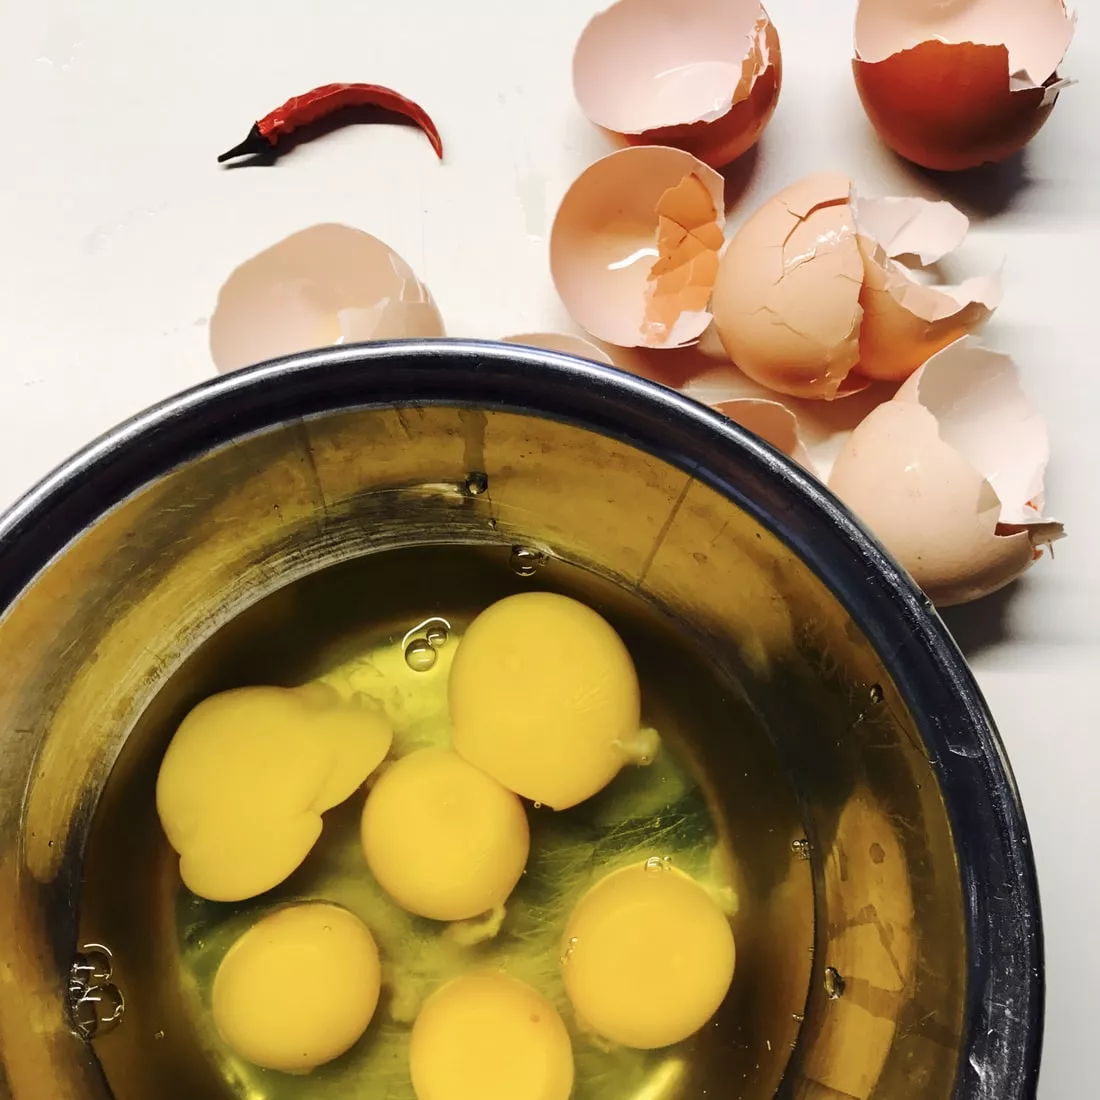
[0,1,1094,1095]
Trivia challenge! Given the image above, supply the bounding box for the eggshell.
[710,172,865,399]
[501,333,615,365]
[573,0,782,168]
[712,178,1000,395]
[210,224,444,373]
[829,337,1063,607]
[711,398,816,473]
[853,0,1076,171]
[550,147,726,348]
[853,197,1002,381]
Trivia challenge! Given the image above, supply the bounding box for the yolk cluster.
[160,591,735,1087]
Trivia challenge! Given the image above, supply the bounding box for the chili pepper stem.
[217,124,272,163]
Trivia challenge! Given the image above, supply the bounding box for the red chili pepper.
[218,82,444,163]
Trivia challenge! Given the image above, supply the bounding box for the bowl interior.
[0,346,1024,1099]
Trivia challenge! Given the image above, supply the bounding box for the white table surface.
[1,1,1095,1095]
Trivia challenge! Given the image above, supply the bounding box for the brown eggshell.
[853,42,1056,172]
[711,397,816,473]
[501,333,615,365]
[852,0,1076,171]
[550,146,726,349]
[210,224,444,373]
[855,238,1001,381]
[573,0,782,168]
[711,172,865,399]
[829,401,1039,606]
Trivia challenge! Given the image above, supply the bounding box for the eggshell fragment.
[210,224,444,373]
[501,333,615,365]
[853,0,1076,171]
[829,337,1063,607]
[711,177,1000,396]
[853,197,1003,381]
[550,147,725,349]
[573,0,782,168]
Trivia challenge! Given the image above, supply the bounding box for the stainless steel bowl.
[0,340,1042,1100]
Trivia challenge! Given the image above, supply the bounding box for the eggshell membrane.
[156,684,392,902]
[829,337,1063,606]
[711,172,865,399]
[550,147,726,348]
[210,224,444,373]
[501,333,615,365]
[573,0,782,168]
[853,0,1076,171]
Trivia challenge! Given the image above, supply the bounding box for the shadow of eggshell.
[853,0,1076,171]
[829,336,1064,607]
[573,0,782,168]
[209,224,445,373]
[501,333,616,365]
[550,146,726,349]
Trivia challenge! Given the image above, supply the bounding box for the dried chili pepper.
[218,83,444,163]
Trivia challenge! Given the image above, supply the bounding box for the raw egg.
[409,972,574,1100]
[449,592,642,809]
[573,0,781,168]
[853,0,1076,171]
[710,173,1001,397]
[550,146,725,349]
[212,903,381,1073]
[561,860,735,1049]
[360,748,530,921]
[209,224,444,373]
[156,684,392,901]
[829,336,1064,606]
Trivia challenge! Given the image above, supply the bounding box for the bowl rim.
[0,338,1042,1100]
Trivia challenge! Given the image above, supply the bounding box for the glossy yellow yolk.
[561,860,735,1049]
[156,684,392,901]
[212,903,381,1073]
[449,592,641,809]
[360,748,529,921]
[409,972,574,1100]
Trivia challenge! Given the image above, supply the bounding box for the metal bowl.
[0,340,1041,1100]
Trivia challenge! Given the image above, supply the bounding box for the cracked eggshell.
[550,146,726,349]
[711,172,865,400]
[573,0,782,168]
[853,197,1002,381]
[829,337,1063,607]
[210,224,445,374]
[501,333,615,365]
[853,0,1076,172]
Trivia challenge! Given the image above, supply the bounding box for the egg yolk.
[212,903,381,1073]
[156,684,392,901]
[360,748,529,921]
[410,972,574,1100]
[561,860,735,1049]
[448,592,640,809]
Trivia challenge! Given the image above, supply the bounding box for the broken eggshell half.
[550,146,726,349]
[209,224,444,374]
[501,333,615,365]
[829,336,1063,607]
[573,0,781,168]
[853,0,1076,171]
[710,173,1001,398]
